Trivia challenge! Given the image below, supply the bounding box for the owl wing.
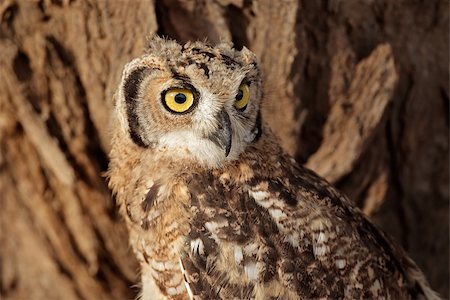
[182,154,431,299]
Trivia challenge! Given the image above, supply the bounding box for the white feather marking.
[244,262,258,281]
[336,259,346,269]
[184,281,194,300]
[269,208,287,220]
[313,244,328,257]
[179,259,194,300]
[311,219,332,259]
[250,191,276,210]
[285,232,299,248]
[140,271,164,300]
[204,220,229,234]
[166,284,185,295]
[166,280,185,296]
[145,180,154,189]
[190,238,205,255]
[191,87,220,125]
[177,284,185,294]
[151,260,177,272]
[151,260,165,271]
[158,131,226,168]
[179,258,185,273]
[248,190,270,202]
[317,232,328,243]
[234,246,244,265]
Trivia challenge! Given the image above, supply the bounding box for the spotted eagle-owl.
[107,37,439,300]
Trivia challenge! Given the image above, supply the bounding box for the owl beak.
[208,110,232,157]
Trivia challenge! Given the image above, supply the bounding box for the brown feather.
[107,37,439,300]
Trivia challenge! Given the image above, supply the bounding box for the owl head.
[113,37,263,168]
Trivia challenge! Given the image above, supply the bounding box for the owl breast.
[175,153,410,300]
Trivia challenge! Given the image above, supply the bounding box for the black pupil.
[236,89,244,101]
[174,93,187,104]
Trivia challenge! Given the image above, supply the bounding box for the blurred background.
[0,0,448,299]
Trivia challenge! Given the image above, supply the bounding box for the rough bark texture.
[0,0,448,299]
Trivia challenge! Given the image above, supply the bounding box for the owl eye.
[234,83,250,111]
[163,88,195,113]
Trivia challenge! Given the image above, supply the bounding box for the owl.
[107,37,439,300]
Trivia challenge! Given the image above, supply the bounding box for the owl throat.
[164,128,260,169]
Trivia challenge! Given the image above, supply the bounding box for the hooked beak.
[207,110,232,157]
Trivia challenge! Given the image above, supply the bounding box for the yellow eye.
[163,88,195,113]
[234,83,250,111]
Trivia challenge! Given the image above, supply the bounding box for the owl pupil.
[236,89,244,101]
[174,93,187,104]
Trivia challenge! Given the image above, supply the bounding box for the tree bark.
[1,0,448,299]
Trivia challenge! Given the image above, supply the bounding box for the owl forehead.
[142,42,258,92]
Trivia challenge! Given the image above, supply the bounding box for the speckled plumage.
[107,37,439,300]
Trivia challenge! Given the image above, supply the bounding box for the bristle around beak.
[207,110,232,157]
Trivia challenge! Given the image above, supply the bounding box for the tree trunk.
[1,0,448,299]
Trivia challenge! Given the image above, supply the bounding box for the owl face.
[115,38,262,168]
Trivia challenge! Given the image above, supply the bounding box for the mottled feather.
[107,37,439,300]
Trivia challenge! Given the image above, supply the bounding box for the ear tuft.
[240,46,257,64]
[146,35,182,54]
